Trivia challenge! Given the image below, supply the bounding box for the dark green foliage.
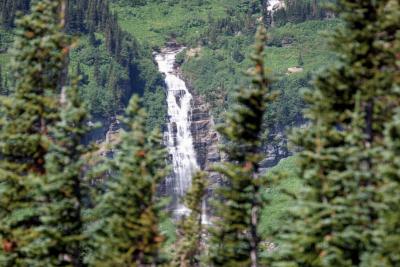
[182,19,337,156]
[171,172,207,267]
[0,65,4,95]
[298,51,304,66]
[272,0,335,26]
[0,0,30,28]
[209,25,275,267]
[74,0,166,127]
[88,96,169,266]
[1,0,166,129]
[34,81,90,267]
[266,0,400,266]
[373,108,400,266]
[0,0,68,265]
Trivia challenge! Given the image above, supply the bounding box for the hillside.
[0,0,167,131]
[110,0,339,160]
[0,0,334,248]
[0,0,336,233]
[0,0,337,138]
[1,0,397,266]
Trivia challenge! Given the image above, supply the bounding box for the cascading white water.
[268,0,282,11]
[155,48,200,216]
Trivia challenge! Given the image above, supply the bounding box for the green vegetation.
[37,81,90,266]
[260,156,301,236]
[111,0,341,155]
[181,19,339,141]
[171,172,207,267]
[0,0,167,130]
[88,96,169,266]
[266,0,400,265]
[114,0,239,48]
[1,1,399,267]
[0,0,71,264]
[209,25,274,267]
[1,0,339,135]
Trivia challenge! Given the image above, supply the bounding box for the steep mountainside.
[112,0,339,163]
[0,0,166,131]
[1,0,338,158]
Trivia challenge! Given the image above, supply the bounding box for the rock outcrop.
[189,93,222,217]
[190,94,222,188]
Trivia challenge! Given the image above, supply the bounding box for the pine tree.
[298,51,304,66]
[266,0,400,266]
[33,81,90,267]
[371,108,400,267]
[209,25,275,267]
[93,53,101,86]
[0,0,69,265]
[172,172,207,267]
[88,95,168,267]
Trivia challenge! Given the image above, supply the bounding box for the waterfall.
[155,48,199,216]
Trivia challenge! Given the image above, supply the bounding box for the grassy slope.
[114,0,240,48]
[181,19,339,128]
[0,28,14,74]
[260,156,301,236]
[183,19,338,95]
[266,19,339,74]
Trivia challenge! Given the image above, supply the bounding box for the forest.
[0,0,399,266]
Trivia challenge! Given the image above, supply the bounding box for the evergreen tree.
[33,81,90,267]
[0,0,69,265]
[0,0,31,28]
[266,0,400,266]
[88,96,168,267]
[209,25,275,267]
[76,63,88,86]
[371,107,400,267]
[93,53,101,86]
[298,51,304,66]
[171,172,207,267]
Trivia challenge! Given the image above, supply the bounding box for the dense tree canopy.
[0,0,399,266]
[0,0,69,265]
[266,0,400,266]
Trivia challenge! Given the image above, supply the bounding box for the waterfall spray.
[155,48,200,217]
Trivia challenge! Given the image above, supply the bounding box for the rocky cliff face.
[190,93,222,190]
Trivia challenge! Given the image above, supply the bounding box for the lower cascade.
[155,47,200,217]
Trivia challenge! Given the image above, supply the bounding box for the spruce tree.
[88,96,168,267]
[209,25,275,267]
[33,81,90,267]
[371,108,400,267]
[266,0,400,266]
[0,0,69,265]
[171,172,207,267]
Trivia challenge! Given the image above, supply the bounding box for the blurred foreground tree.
[171,172,207,267]
[209,25,276,267]
[34,81,90,267]
[88,96,169,266]
[0,0,70,265]
[266,0,400,266]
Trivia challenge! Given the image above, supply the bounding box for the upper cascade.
[155,48,200,216]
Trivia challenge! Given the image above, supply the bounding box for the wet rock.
[189,93,222,196]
